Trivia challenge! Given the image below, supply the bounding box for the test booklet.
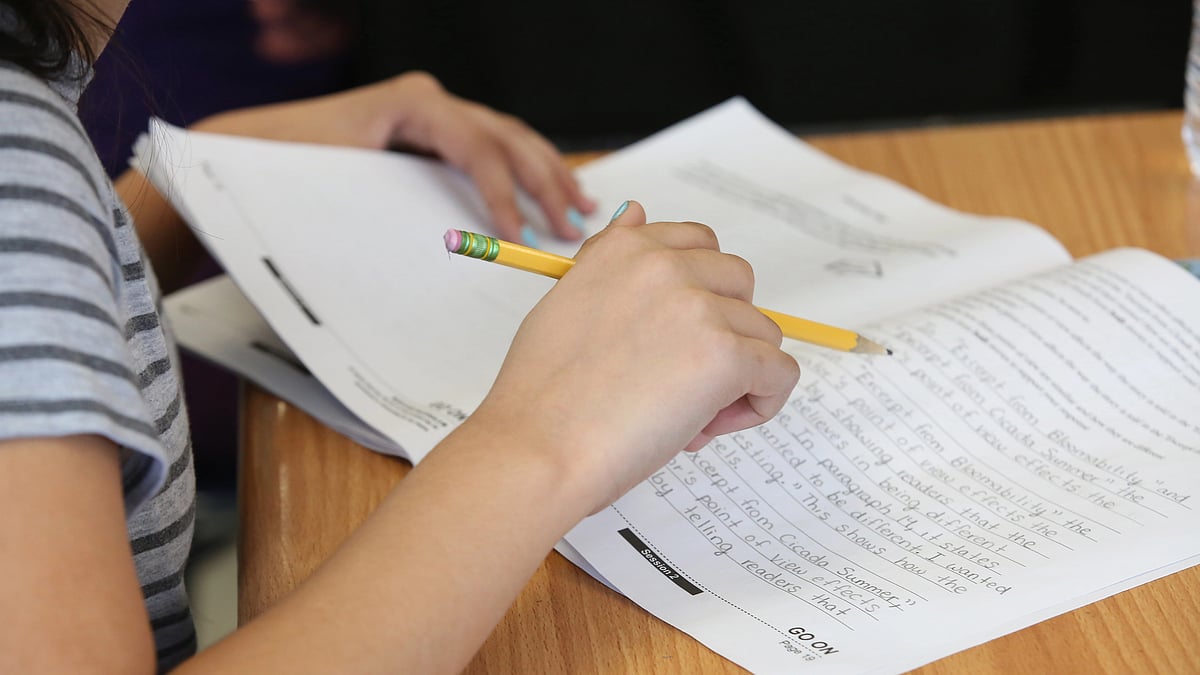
[142,99,1200,674]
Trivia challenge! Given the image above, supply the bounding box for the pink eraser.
[443,229,461,252]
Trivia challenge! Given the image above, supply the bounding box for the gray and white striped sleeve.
[0,66,169,509]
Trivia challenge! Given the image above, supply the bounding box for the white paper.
[572,101,1071,328]
[136,99,1200,674]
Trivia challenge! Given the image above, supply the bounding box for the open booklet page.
[566,248,1200,674]
[165,276,404,456]
[139,98,1069,466]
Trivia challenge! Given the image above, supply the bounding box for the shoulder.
[0,58,116,258]
[0,59,120,281]
[0,61,96,155]
[0,60,176,507]
[0,60,113,210]
[0,59,123,333]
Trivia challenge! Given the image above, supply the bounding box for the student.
[0,1,800,672]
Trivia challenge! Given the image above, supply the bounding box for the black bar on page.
[262,257,320,326]
[617,528,703,596]
[249,340,312,376]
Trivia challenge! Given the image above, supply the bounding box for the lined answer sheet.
[565,249,1200,674]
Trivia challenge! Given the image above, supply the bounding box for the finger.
[714,297,783,348]
[701,395,781,440]
[523,132,597,215]
[521,133,585,220]
[475,113,594,239]
[572,200,646,261]
[551,164,596,217]
[577,213,721,270]
[633,220,721,252]
[563,176,597,218]
[501,134,580,241]
[456,138,524,241]
[684,432,713,453]
[676,249,757,302]
[702,337,800,437]
[606,199,645,227]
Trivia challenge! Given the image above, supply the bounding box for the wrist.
[446,402,609,523]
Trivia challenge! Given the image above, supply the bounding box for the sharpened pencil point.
[851,337,891,355]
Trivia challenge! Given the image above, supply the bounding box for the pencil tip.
[851,337,891,355]
[886,348,893,355]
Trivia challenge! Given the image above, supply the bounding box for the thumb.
[605,199,646,228]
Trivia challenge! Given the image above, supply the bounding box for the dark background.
[347,0,1192,147]
[89,0,1193,166]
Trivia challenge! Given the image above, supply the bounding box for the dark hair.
[0,0,112,79]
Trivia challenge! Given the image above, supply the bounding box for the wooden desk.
[239,111,1200,673]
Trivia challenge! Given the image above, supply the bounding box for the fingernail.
[520,224,540,248]
[609,200,629,223]
[567,207,586,232]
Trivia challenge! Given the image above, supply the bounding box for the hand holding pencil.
[466,201,807,507]
[444,208,889,356]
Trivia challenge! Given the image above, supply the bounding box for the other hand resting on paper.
[116,71,595,291]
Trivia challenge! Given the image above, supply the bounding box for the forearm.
[189,73,431,149]
[177,416,595,674]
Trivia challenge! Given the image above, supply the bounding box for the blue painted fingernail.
[609,200,629,223]
[567,207,586,232]
[520,224,540,248]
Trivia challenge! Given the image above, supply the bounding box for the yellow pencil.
[443,229,890,355]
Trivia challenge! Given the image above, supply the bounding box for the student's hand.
[378,72,598,242]
[194,71,596,243]
[471,201,801,513]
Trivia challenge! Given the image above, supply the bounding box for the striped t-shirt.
[0,59,197,668]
